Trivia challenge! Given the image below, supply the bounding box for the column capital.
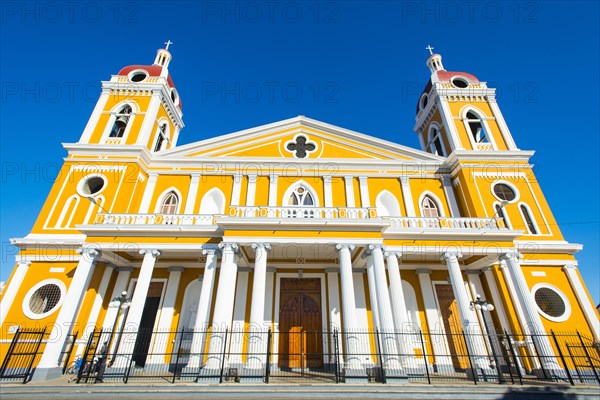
[139,248,161,257]
[269,173,278,181]
[499,251,521,262]
[77,247,102,260]
[323,175,332,183]
[465,270,482,275]
[16,259,32,266]
[168,266,185,273]
[441,251,462,261]
[116,266,134,272]
[251,242,271,252]
[562,264,578,271]
[416,268,432,275]
[399,176,410,184]
[336,244,355,252]
[202,244,221,256]
[219,242,239,253]
[247,173,258,182]
[384,250,402,259]
[367,244,384,253]
[325,268,339,274]
[190,173,201,181]
[481,266,492,273]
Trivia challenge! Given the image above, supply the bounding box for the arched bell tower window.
[154,123,168,152]
[427,126,445,156]
[287,186,315,206]
[421,195,440,218]
[520,204,539,234]
[466,111,489,143]
[159,191,179,214]
[109,105,132,138]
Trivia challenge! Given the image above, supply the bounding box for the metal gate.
[0,327,47,384]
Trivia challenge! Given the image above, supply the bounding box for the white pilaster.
[336,244,360,367]
[364,253,380,331]
[102,267,133,330]
[500,252,561,371]
[245,174,258,207]
[326,268,343,362]
[563,264,600,340]
[231,174,242,206]
[367,245,402,369]
[79,90,110,143]
[148,266,184,364]
[229,268,249,365]
[268,174,278,206]
[443,252,490,370]
[206,243,239,369]
[344,176,355,207]
[0,260,30,326]
[438,97,463,151]
[399,177,416,217]
[138,173,159,214]
[358,176,370,207]
[489,97,518,150]
[323,176,333,208]
[184,174,201,214]
[246,243,271,368]
[187,245,220,369]
[136,92,162,146]
[33,248,101,381]
[442,176,461,217]
[481,267,512,333]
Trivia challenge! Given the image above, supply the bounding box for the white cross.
[426,45,434,55]
[164,40,173,50]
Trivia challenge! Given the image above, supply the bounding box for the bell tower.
[78,41,184,152]
[414,46,518,156]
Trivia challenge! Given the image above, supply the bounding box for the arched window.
[154,123,168,152]
[466,111,488,143]
[421,195,440,218]
[495,203,511,229]
[428,126,445,156]
[109,105,132,138]
[287,185,315,206]
[520,204,538,234]
[160,191,179,214]
[376,191,401,217]
[200,189,226,215]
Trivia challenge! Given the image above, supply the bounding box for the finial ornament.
[164,40,173,50]
[426,45,434,55]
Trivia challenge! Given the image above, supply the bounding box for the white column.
[358,176,370,207]
[323,176,333,208]
[125,249,160,331]
[364,253,380,331]
[246,243,271,368]
[184,174,201,214]
[138,173,159,214]
[228,268,249,365]
[245,174,258,207]
[264,267,275,326]
[442,176,461,217]
[326,268,343,363]
[268,174,278,206]
[384,252,414,363]
[0,260,30,326]
[231,174,242,206]
[500,252,561,371]
[443,252,490,370]
[79,90,110,143]
[367,245,402,369]
[205,243,239,369]
[344,176,355,207]
[481,266,512,333]
[102,267,133,330]
[33,248,101,381]
[399,177,416,217]
[187,245,220,369]
[336,244,360,367]
[563,264,600,340]
[148,267,183,364]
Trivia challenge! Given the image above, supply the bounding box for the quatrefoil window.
[285,135,317,158]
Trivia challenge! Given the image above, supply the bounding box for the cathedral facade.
[1,45,598,383]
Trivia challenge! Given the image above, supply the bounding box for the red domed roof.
[117,65,182,110]
[416,70,480,114]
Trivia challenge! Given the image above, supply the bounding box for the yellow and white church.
[1,44,598,384]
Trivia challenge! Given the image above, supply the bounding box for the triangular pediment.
[162,116,442,162]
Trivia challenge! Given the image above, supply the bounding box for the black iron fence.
[0,327,47,384]
[65,327,600,386]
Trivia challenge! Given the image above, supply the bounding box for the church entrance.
[132,281,164,367]
[435,284,470,370]
[278,278,323,369]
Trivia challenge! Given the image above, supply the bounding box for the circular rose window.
[23,280,65,319]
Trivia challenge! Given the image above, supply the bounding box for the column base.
[31,366,63,382]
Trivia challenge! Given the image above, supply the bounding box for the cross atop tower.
[164,40,173,51]
[426,45,434,55]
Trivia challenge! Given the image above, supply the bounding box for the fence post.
[566,343,583,383]
[0,327,20,378]
[265,328,272,384]
[374,329,386,384]
[219,329,228,384]
[172,329,185,384]
[576,330,600,384]
[504,330,523,385]
[333,328,339,384]
[550,330,574,386]
[461,330,477,385]
[418,329,431,384]
[530,332,550,380]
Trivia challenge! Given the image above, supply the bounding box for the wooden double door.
[435,284,470,370]
[278,278,323,369]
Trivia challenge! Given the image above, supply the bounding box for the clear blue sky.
[1,1,598,304]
